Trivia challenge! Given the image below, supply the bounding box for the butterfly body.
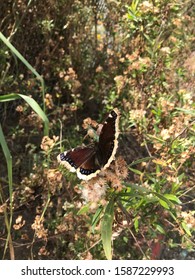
[57,108,120,180]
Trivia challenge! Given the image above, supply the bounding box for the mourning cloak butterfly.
[57,108,120,180]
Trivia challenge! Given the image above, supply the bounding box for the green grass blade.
[0,94,21,102]
[0,93,49,135]
[176,107,195,116]
[0,124,12,203]
[91,206,103,233]
[129,156,154,166]
[101,197,115,260]
[0,32,46,113]
[0,124,14,259]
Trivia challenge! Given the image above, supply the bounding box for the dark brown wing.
[97,108,119,168]
[57,146,96,172]
[77,153,101,180]
[57,145,101,180]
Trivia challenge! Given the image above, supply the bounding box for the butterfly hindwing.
[58,146,95,171]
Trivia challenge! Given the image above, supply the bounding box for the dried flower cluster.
[103,156,128,192]
[13,215,26,230]
[44,168,63,195]
[140,1,159,13]
[59,67,81,93]
[40,135,59,152]
[130,109,146,122]
[44,93,54,109]
[181,211,195,230]
[114,75,126,94]
[82,117,98,130]
[16,107,43,130]
[80,156,128,210]
[31,215,48,240]
[80,178,107,210]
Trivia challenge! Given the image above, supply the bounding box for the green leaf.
[159,199,170,209]
[123,183,150,195]
[155,224,166,234]
[181,222,192,236]
[147,134,165,143]
[134,217,139,232]
[92,206,103,233]
[163,194,181,204]
[77,204,90,215]
[143,33,153,45]
[101,197,115,260]
[129,167,143,175]
[129,156,153,166]
[153,192,172,209]
[0,93,49,135]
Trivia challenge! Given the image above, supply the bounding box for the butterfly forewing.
[97,109,119,167]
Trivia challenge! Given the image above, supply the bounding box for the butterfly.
[57,108,120,180]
